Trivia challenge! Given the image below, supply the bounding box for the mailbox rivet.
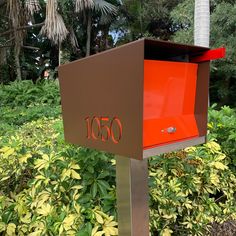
[167,127,176,134]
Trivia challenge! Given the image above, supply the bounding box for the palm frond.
[94,0,117,15]
[25,0,41,16]
[40,0,68,44]
[75,0,95,12]
[99,13,113,25]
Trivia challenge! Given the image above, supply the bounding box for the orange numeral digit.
[91,117,101,140]
[100,117,110,142]
[85,117,91,139]
[110,117,122,144]
[85,116,122,143]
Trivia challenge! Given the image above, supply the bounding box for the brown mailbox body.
[59,39,210,160]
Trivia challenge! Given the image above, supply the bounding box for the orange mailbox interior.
[143,60,199,149]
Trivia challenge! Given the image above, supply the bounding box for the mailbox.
[59,38,225,160]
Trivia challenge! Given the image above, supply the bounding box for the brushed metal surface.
[116,156,149,235]
[143,136,206,158]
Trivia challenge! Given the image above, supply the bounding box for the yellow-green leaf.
[0,176,10,182]
[35,175,46,180]
[103,226,118,235]
[34,159,48,170]
[0,146,11,153]
[42,154,49,161]
[161,228,173,236]
[95,212,104,224]
[216,153,226,161]
[20,213,31,224]
[3,148,15,158]
[163,214,174,219]
[36,203,53,216]
[213,162,228,170]
[59,225,64,235]
[71,185,83,190]
[61,169,71,181]
[70,164,80,170]
[0,222,6,232]
[73,203,81,214]
[94,231,105,236]
[71,170,81,180]
[92,226,99,236]
[105,221,117,227]
[63,214,76,230]
[210,173,220,186]
[6,223,16,236]
[28,230,42,236]
[19,154,31,164]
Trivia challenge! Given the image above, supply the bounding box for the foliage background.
[1,0,236,235]
[0,0,236,106]
[0,81,236,235]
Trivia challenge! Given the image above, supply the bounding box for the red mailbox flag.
[190,47,226,62]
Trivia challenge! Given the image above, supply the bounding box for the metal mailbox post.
[58,39,225,236]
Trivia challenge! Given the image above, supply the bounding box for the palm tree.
[194,0,210,47]
[7,0,41,80]
[75,0,119,56]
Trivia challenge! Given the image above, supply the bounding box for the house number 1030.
[85,116,123,144]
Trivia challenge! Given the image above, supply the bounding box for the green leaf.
[97,180,110,190]
[91,182,98,198]
[97,171,109,179]
[87,166,94,174]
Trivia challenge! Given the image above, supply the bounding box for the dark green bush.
[0,79,60,108]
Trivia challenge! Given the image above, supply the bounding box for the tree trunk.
[0,48,7,65]
[139,0,143,36]
[194,0,210,47]
[9,0,23,80]
[14,41,22,80]
[194,0,210,105]
[86,10,92,57]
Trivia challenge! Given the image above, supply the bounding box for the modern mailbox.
[59,38,225,160]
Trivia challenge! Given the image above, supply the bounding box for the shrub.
[0,118,117,236]
[208,105,236,170]
[0,80,60,108]
[149,141,236,236]
[0,80,61,135]
[1,80,236,236]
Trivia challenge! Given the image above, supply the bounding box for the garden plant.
[0,80,236,235]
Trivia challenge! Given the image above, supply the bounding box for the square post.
[116,156,149,236]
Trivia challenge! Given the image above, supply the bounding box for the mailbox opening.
[142,39,210,155]
[143,60,199,149]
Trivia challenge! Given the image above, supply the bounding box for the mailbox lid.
[143,60,199,148]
